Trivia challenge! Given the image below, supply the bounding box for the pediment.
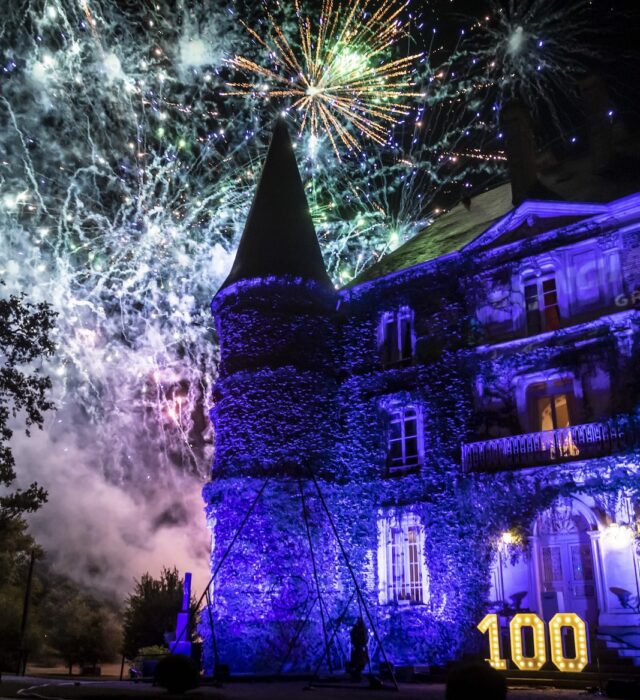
[463,200,608,253]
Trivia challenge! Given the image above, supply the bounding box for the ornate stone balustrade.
[462,419,638,473]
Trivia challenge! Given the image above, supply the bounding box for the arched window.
[387,405,422,473]
[378,512,428,605]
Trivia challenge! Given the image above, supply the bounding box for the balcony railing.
[462,419,638,473]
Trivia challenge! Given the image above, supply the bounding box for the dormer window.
[387,406,422,473]
[379,307,414,367]
[524,274,561,335]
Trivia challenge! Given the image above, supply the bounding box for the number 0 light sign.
[477,613,590,672]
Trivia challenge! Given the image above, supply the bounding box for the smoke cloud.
[13,424,212,598]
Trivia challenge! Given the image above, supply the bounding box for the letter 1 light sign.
[476,613,507,670]
[477,613,590,672]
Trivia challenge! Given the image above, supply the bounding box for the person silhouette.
[349,617,369,682]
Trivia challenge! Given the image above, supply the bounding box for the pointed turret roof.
[220,118,332,290]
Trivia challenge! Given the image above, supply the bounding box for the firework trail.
[300,21,505,282]
[1,0,259,481]
[0,0,270,590]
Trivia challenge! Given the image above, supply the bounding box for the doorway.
[535,502,599,628]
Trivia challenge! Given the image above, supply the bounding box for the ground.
[0,676,609,700]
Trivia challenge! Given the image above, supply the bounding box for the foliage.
[122,567,192,660]
[138,644,170,657]
[1,579,122,674]
[0,524,122,673]
[154,654,200,694]
[51,596,121,672]
[0,287,55,670]
[0,286,56,523]
[0,516,42,587]
[0,576,43,672]
[0,518,43,671]
[0,585,29,671]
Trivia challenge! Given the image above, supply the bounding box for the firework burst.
[457,0,597,132]
[226,0,424,154]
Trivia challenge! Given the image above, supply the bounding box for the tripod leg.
[298,479,333,673]
[277,596,318,675]
[205,587,219,673]
[308,589,357,684]
[171,477,271,654]
[318,593,347,666]
[307,469,399,691]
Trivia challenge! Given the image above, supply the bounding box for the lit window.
[528,381,574,431]
[378,513,428,605]
[387,406,421,472]
[538,393,571,431]
[524,274,561,335]
[526,380,580,458]
[379,307,414,366]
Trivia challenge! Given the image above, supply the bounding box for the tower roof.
[220,118,332,290]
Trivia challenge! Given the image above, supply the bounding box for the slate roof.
[350,184,514,285]
[220,118,332,290]
[349,128,640,287]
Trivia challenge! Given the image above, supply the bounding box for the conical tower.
[203,120,341,673]
[220,117,332,290]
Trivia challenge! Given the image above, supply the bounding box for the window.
[526,380,579,458]
[378,513,428,605]
[537,393,571,431]
[527,381,574,432]
[387,406,421,472]
[523,274,561,335]
[379,307,414,366]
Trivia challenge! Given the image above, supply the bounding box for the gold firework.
[225,0,423,154]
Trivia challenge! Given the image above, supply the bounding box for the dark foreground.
[0,675,608,700]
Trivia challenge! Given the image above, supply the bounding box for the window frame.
[522,272,561,336]
[526,380,576,432]
[379,306,415,367]
[514,371,584,435]
[386,405,423,474]
[377,512,429,606]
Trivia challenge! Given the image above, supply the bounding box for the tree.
[122,567,191,659]
[0,516,44,671]
[0,286,56,523]
[52,596,121,674]
[0,517,41,588]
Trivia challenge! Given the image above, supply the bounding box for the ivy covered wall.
[202,219,640,674]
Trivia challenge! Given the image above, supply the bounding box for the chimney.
[580,73,614,173]
[501,101,537,206]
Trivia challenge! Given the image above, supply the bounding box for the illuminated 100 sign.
[478,613,590,672]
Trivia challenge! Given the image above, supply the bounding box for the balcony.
[462,418,638,473]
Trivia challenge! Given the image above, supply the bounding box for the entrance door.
[537,505,598,627]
